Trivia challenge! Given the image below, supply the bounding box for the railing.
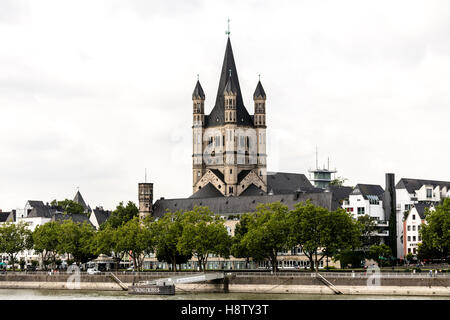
[231,272,450,279]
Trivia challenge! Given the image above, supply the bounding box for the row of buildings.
[1,34,448,270]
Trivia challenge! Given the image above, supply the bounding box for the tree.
[289,201,361,272]
[51,199,86,216]
[321,209,361,269]
[177,207,231,271]
[152,211,191,272]
[418,199,450,260]
[329,177,347,187]
[105,201,139,229]
[231,213,253,269]
[357,214,379,248]
[93,224,126,271]
[32,221,61,270]
[0,222,33,271]
[115,216,154,271]
[241,202,291,273]
[56,220,96,265]
[368,244,392,267]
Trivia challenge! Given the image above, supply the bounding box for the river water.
[0,289,448,300]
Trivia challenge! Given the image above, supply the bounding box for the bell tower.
[192,79,206,188]
[254,78,267,186]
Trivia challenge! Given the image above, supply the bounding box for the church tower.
[192,35,268,197]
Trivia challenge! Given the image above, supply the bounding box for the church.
[138,35,350,220]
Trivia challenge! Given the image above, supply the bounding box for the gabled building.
[403,203,432,257]
[395,178,450,259]
[342,184,389,242]
[89,207,111,230]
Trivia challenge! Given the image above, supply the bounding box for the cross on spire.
[225,18,231,37]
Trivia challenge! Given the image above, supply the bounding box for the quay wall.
[0,273,448,296]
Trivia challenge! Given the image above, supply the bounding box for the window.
[426,188,432,198]
[407,236,411,242]
[407,226,411,231]
[413,236,416,242]
[230,169,232,174]
[412,226,416,231]
[413,248,417,254]
[357,207,365,215]
[418,225,421,231]
[408,248,411,253]
[412,215,416,220]
[418,235,421,241]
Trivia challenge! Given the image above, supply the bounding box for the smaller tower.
[224,71,237,124]
[138,182,153,219]
[308,149,337,189]
[192,79,206,188]
[253,78,266,128]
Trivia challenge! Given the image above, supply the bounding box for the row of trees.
[1,199,447,272]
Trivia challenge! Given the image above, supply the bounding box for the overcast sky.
[1,0,449,211]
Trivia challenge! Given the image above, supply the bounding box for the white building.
[342,184,389,242]
[395,178,450,259]
[402,203,433,257]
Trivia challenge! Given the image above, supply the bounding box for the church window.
[230,169,232,174]
[225,113,228,121]
[229,186,234,193]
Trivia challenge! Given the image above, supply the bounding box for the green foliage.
[105,201,139,229]
[152,211,191,272]
[115,216,155,271]
[230,213,253,265]
[357,214,379,248]
[335,249,365,268]
[289,201,361,271]
[0,222,33,271]
[368,244,392,267]
[177,207,231,271]
[51,199,86,216]
[418,199,450,259]
[32,221,61,269]
[241,202,291,272]
[329,177,347,187]
[56,220,96,265]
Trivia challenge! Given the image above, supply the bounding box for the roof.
[224,74,237,95]
[240,184,267,196]
[51,213,94,226]
[27,205,63,218]
[27,201,45,208]
[210,169,224,182]
[73,191,90,212]
[206,38,254,128]
[192,80,205,99]
[353,184,384,200]
[91,208,111,226]
[253,81,266,100]
[153,191,338,218]
[266,172,318,195]
[411,203,431,220]
[0,212,10,223]
[396,178,450,194]
[326,185,353,203]
[189,183,224,199]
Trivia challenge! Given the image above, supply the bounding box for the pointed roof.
[224,73,237,95]
[253,81,266,100]
[207,38,254,127]
[192,80,205,99]
[73,191,89,212]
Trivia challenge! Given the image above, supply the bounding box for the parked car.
[87,268,101,275]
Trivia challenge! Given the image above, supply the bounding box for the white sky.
[1,0,449,211]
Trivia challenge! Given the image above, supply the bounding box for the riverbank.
[0,273,449,297]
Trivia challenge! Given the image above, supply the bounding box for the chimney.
[383,173,397,258]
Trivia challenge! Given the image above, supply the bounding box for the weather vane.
[225,18,231,37]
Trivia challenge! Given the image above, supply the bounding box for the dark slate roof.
[267,172,318,195]
[51,213,94,226]
[153,192,338,218]
[0,212,10,223]
[206,38,254,128]
[192,80,205,99]
[353,184,384,200]
[253,81,266,100]
[189,183,224,199]
[240,184,267,196]
[411,203,430,220]
[396,178,450,194]
[326,185,353,204]
[237,170,251,184]
[73,191,90,212]
[224,73,238,95]
[210,169,224,182]
[91,208,111,226]
[27,200,45,208]
[27,205,63,218]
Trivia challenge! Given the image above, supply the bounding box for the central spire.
[207,37,253,127]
